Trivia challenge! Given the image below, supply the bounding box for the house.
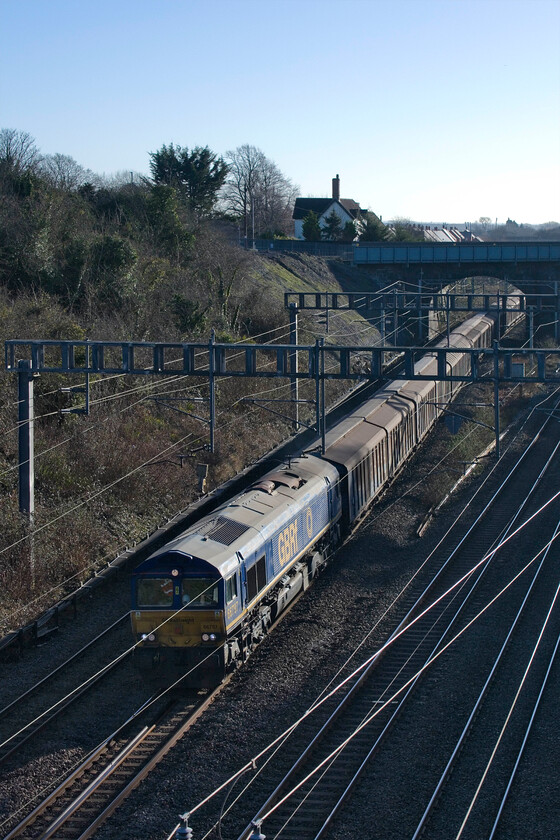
[292,175,367,239]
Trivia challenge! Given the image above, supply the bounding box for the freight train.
[130,309,511,687]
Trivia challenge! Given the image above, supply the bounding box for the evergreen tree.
[146,185,194,261]
[321,208,343,241]
[341,220,357,242]
[149,143,228,219]
[359,212,389,242]
[302,210,322,241]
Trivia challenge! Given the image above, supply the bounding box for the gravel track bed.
[0,584,131,709]
[0,583,154,834]
[330,436,560,840]
[0,399,554,840]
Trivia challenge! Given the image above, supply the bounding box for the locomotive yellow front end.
[131,563,227,687]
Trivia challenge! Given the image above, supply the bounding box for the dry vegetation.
[0,134,540,637]
[0,246,383,636]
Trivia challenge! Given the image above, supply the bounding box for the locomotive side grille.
[199,516,250,546]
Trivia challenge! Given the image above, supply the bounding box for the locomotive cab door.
[325,475,333,520]
[238,552,248,607]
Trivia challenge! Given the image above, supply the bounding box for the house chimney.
[332,174,340,201]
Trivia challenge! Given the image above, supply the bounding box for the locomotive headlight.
[209,633,217,641]
[202,632,210,641]
[171,568,179,577]
[141,632,157,642]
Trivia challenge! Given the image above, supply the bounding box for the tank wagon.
[130,310,506,686]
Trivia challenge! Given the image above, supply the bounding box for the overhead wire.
[0,324,298,476]
[188,365,560,836]
[255,533,560,834]
[4,289,490,442]
[0,303,535,603]
[3,332,311,497]
[0,390,292,573]
[317,388,560,703]
[1,322,294,428]
[0,340,340,617]
[1,302,547,827]
[6,427,549,835]
[171,486,560,840]
[160,322,544,828]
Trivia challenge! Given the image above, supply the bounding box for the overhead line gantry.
[5,289,557,519]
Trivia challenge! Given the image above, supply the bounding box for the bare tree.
[221,145,298,238]
[39,153,97,191]
[0,128,41,174]
[257,156,299,236]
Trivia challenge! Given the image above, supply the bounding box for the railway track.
[0,347,544,839]
[1,536,319,840]
[0,614,132,767]
[410,532,560,840]
[223,404,560,840]
[1,686,219,840]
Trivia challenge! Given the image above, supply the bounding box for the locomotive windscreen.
[136,577,174,607]
[181,578,219,606]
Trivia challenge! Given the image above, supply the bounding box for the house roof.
[292,198,333,220]
[339,199,364,216]
[292,198,365,221]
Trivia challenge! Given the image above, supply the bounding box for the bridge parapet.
[353,241,560,265]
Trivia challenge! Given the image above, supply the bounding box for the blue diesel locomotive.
[131,456,342,686]
[131,311,501,686]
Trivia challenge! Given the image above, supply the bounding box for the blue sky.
[1,0,559,225]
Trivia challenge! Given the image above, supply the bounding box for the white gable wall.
[294,201,355,239]
[320,202,353,227]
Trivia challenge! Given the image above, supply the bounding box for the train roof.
[134,455,337,578]
[319,392,391,451]
[323,398,411,470]
[318,311,495,456]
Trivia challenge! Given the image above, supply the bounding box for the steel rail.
[1,728,150,840]
[40,727,153,840]
[3,687,221,840]
[75,570,321,840]
[410,510,560,839]
[0,613,129,721]
[488,625,560,839]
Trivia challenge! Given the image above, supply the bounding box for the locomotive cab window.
[182,577,219,606]
[225,573,238,603]
[137,577,174,607]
